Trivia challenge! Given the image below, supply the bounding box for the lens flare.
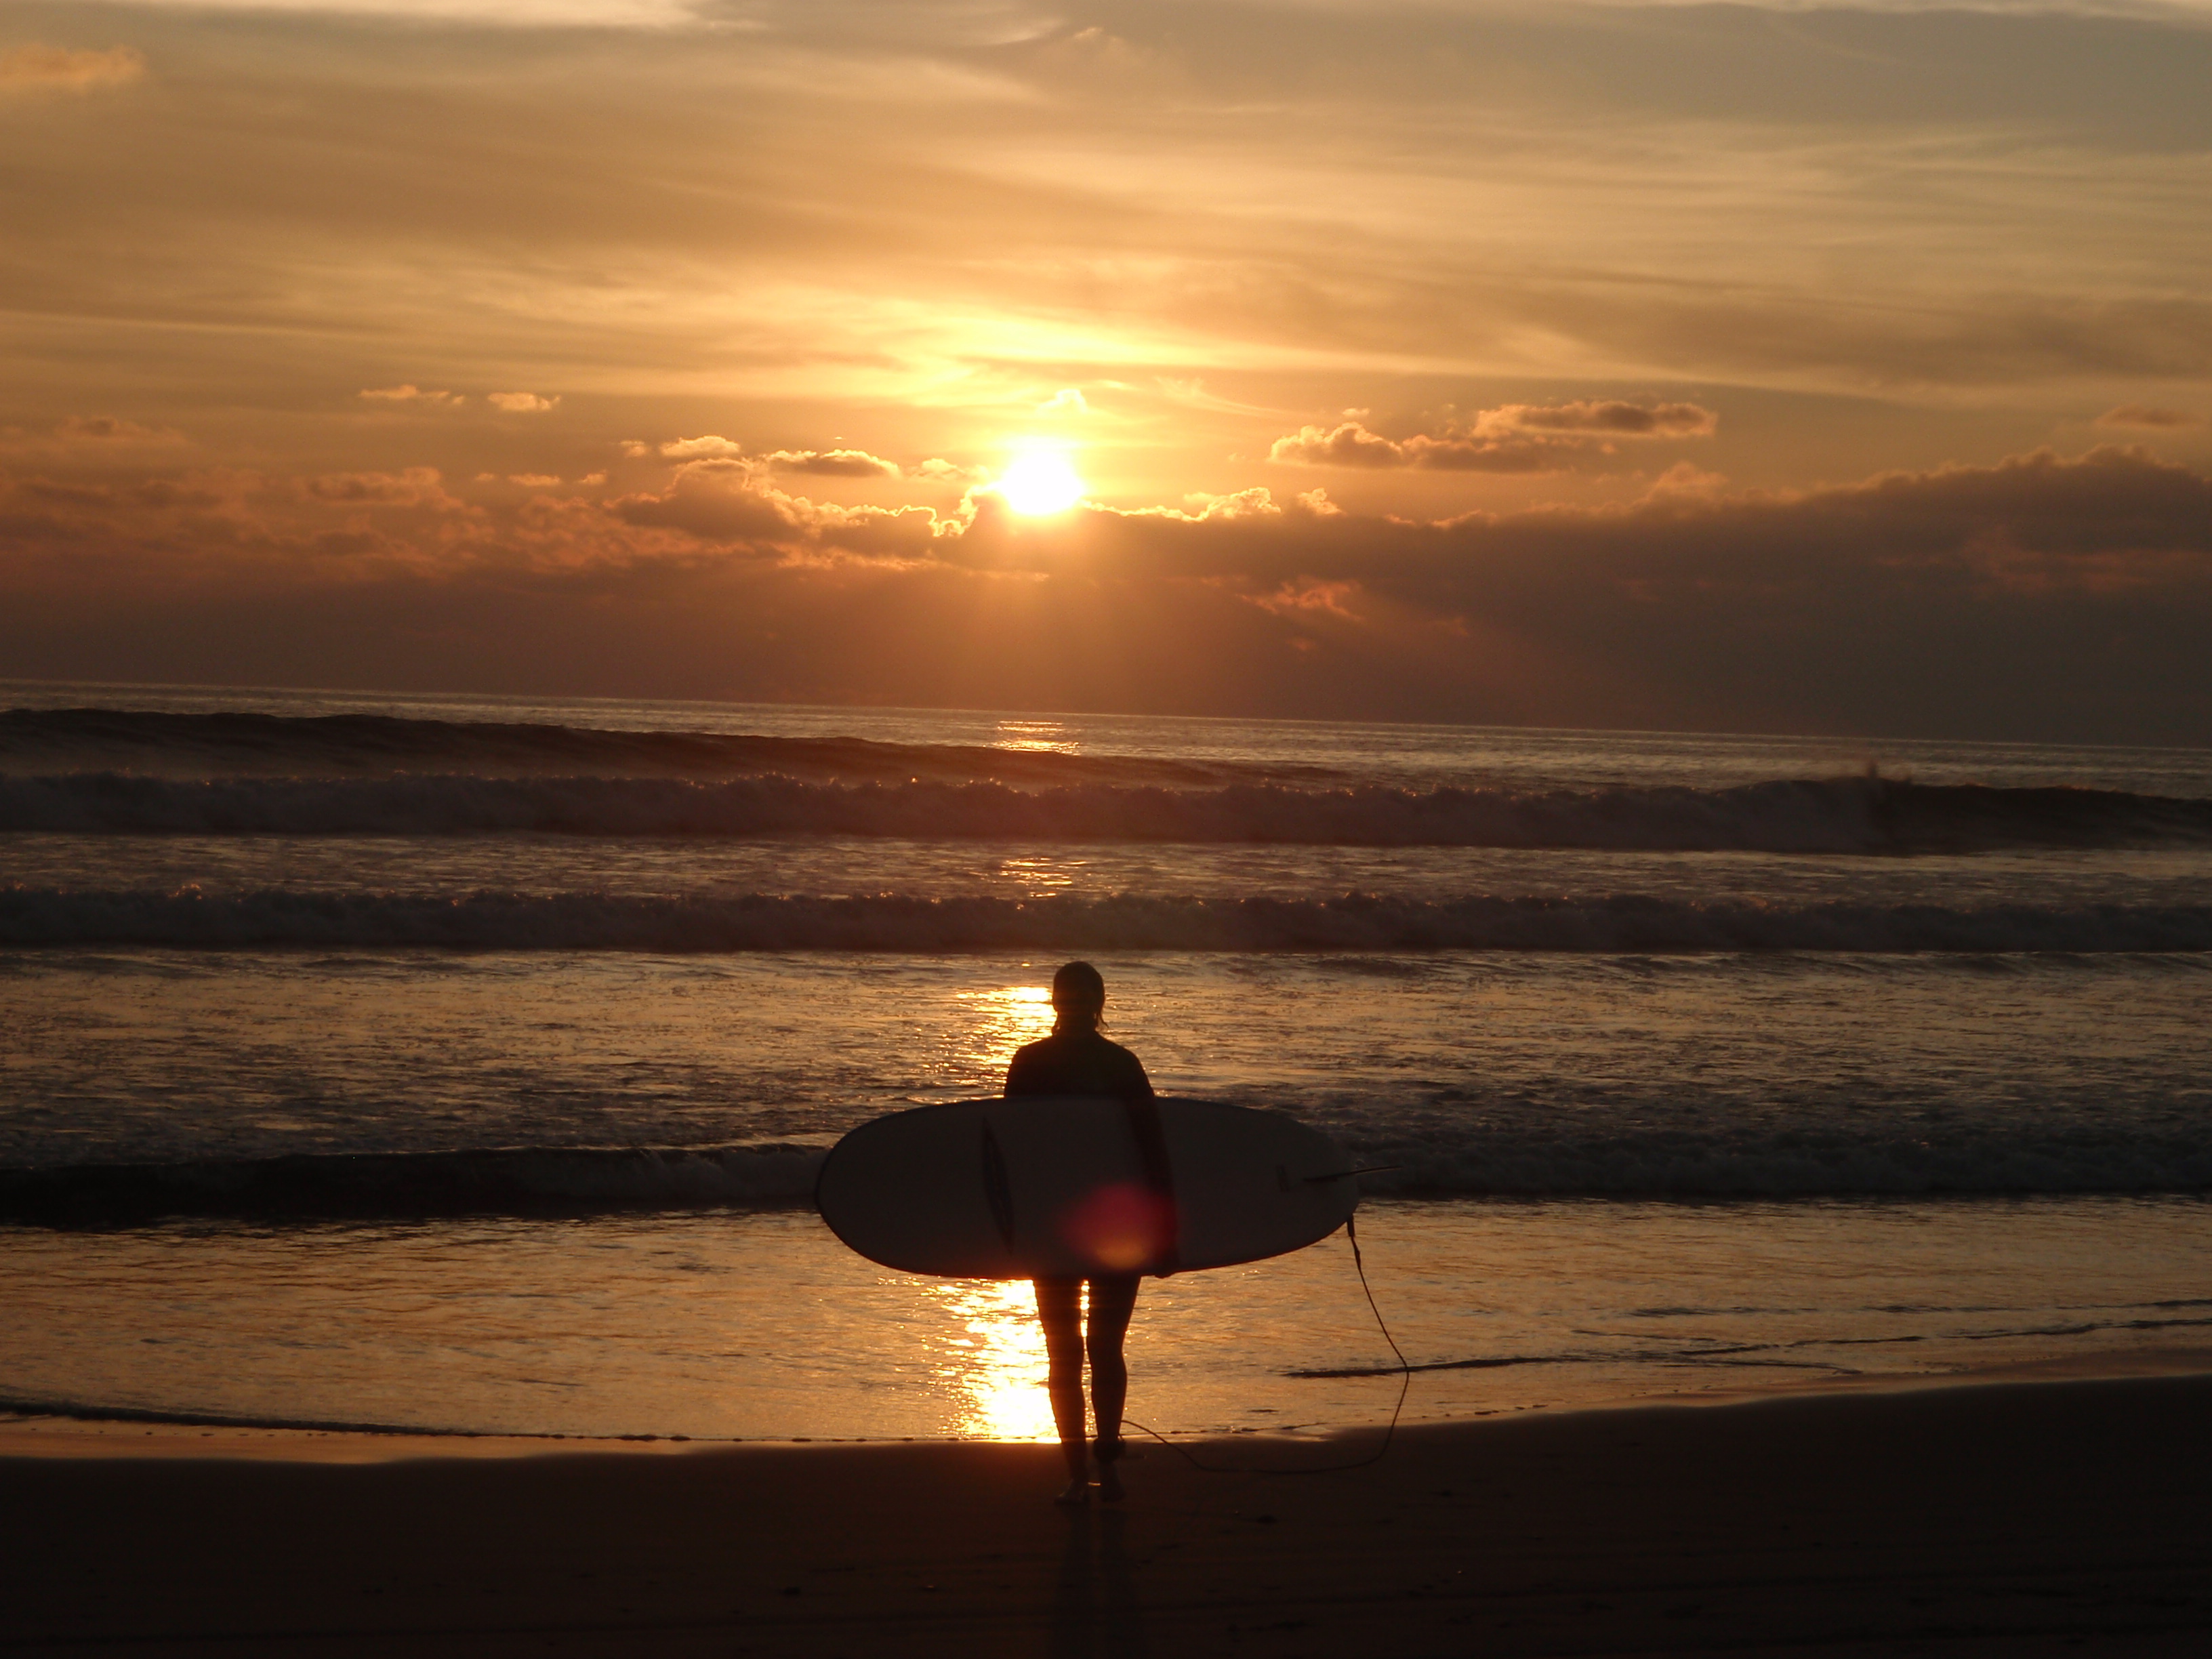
[1059,1181,1176,1273]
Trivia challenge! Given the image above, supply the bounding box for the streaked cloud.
[2097,404,2205,428]
[0,45,145,93]
[100,0,702,24]
[1,416,186,455]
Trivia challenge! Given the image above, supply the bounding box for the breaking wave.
[0,1143,823,1225]
[4,885,2210,952]
[6,772,2211,851]
[5,1115,2207,1224]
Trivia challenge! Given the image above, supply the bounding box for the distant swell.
[5,1125,2207,1224]
[0,708,1261,788]
[5,773,2209,852]
[5,886,2210,953]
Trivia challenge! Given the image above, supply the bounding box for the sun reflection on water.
[994,718,1079,754]
[928,1278,1057,1440]
[924,978,1061,1438]
[949,981,1057,1080]
[995,854,1084,893]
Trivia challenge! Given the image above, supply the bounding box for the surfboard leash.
[1123,1213,1412,1477]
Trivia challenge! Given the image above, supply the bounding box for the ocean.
[3,681,2208,1446]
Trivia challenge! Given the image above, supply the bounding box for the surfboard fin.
[1303,1165,1399,1183]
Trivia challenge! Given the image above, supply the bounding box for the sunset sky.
[4,1,2209,741]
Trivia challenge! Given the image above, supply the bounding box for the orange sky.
[3,1,2210,739]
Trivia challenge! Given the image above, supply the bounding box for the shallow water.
[6,1197,2206,1441]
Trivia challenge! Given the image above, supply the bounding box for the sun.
[994,451,1086,516]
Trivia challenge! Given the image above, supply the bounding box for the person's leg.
[1033,1277,1089,1499]
[1084,1275,1141,1500]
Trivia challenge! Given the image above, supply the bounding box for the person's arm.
[1122,1050,1156,1103]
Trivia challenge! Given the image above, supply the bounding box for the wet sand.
[4,1363,2209,1656]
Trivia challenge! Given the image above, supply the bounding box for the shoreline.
[7,1341,2209,1465]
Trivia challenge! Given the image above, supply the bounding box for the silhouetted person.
[1006,960,1172,1504]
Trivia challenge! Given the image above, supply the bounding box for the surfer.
[1006,960,1172,1505]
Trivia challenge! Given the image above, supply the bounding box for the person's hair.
[1050,960,1107,1030]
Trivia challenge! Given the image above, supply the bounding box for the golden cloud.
[360,386,462,406]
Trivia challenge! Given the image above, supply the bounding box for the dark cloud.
[1270,401,1717,473]
[300,469,461,508]
[611,461,939,552]
[9,445,2207,744]
[1502,401,1717,438]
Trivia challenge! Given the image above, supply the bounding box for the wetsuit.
[1004,1027,1154,1103]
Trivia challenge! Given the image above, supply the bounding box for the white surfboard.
[815,1095,1358,1279]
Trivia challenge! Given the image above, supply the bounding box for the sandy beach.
[5,1359,2209,1657]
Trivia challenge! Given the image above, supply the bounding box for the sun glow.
[994,451,1086,516]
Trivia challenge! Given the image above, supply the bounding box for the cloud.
[300,468,461,508]
[0,45,145,94]
[653,438,904,477]
[56,416,184,445]
[1483,401,1719,438]
[1269,422,1410,470]
[1270,401,1718,473]
[761,448,902,478]
[6,446,2209,742]
[2096,404,2205,428]
[1036,388,1089,415]
[488,392,559,413]
[1,417,186,455]
[659,435,745,458]
[508,474,565,488]
[609,459,939,554]
[360,386,463,405]
[1156,378,1279,417]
